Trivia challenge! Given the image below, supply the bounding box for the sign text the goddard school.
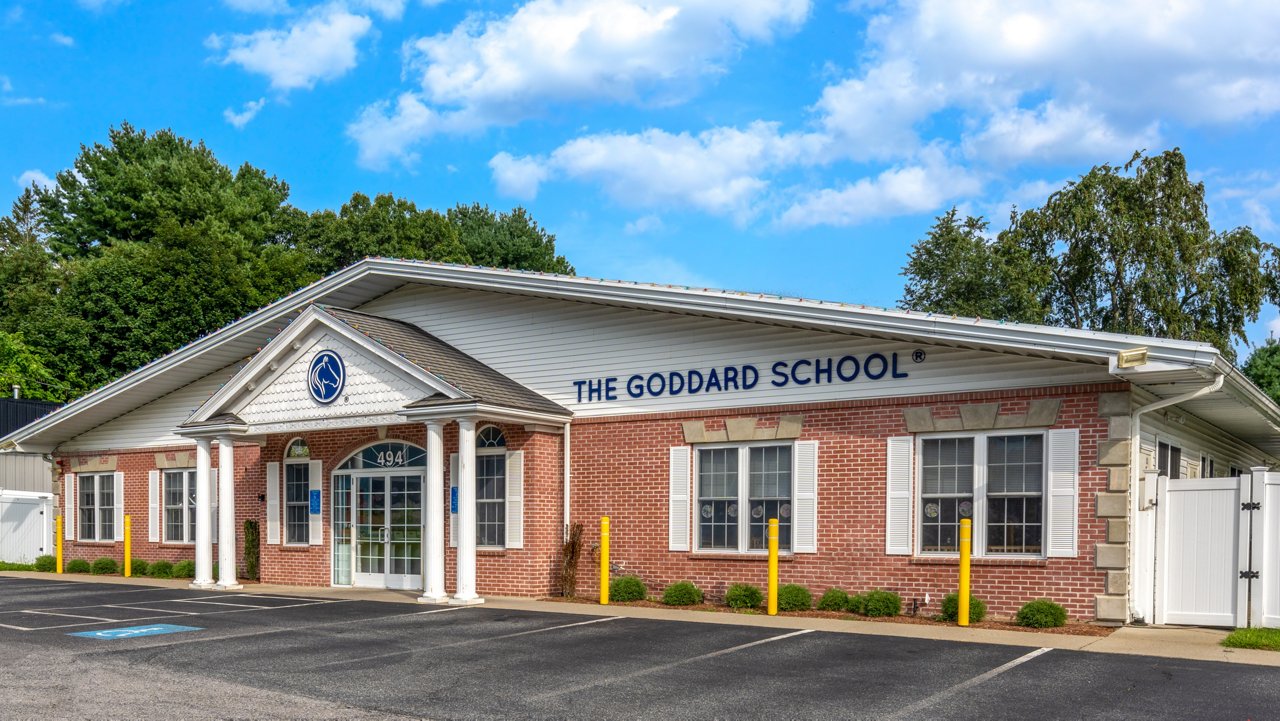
[571,351,918,403]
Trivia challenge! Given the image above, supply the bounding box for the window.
[476,426,506,548]
[918,433,1043,556]
[1157,441,1182,479]
[696,443,793,552]
[285,463,310,545]
[1200,455,1216,479]
[164,469,197,543]
[78,473,114,541]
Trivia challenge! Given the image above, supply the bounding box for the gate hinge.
[1242,502,1261,511]
[1240,570,1260,580]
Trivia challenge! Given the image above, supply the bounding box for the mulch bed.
[543,596,1114,637]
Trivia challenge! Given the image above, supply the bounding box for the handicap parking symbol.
[69,624,202,639]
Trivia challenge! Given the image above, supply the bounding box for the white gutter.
[1127,371,1225,622]
[563,422,572,540]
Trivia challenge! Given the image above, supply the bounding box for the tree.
[448,203,574,275]
[298,192,468,276]
[1242,341,1280,403]
[900,149,1277,361]
[0,187,64,335]
[0,330,63,402]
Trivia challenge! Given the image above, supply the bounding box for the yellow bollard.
[599,516,610,605]
[56,515,63,574]
[958,518,972,627]
[767,518,779,616]
[124,515,132,577]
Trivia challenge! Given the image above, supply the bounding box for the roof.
[320,306,568,417]
[2,257,1277,457]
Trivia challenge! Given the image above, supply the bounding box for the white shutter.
[885,436,913,555]
[148,470,161,542]
[266,462,281,545]
[449,453,459,547]
[793,441,818,553]
[1046,428,1079,557]
[113,471,125,542]
[668,447,691,552]
[64,473,75,540]
[505,451,524,549]
[308,459,323,546]
[210,468,219,544]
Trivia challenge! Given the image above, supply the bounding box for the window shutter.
[266,462,281,545]
[210,468,219,544]
[113,471,125,542]
[505,451,524,549]
[308,459,324,546]
[885,436,913,555]
[148,470,160,542]
[449,453,459,548]
[64,473,74,540]
[1046,428,1079,557]
[793,440,819,553]
[668,446,691,551]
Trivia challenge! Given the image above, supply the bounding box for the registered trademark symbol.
[912,350,926,363]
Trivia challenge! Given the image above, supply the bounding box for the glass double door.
[351,474,423,589]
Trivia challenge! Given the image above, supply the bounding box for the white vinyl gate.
[1152,470,1279,628]
[0,492,53,564]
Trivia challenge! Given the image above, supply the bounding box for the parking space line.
[883,647,1053,720]
[531,628,815,701]
[104,605,200,615]
[168,600,280,609]
[23,610,117,622]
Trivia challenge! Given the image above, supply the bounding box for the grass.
[1222,627,1280,651]
[0,561,36,571]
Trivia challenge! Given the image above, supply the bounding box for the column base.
[215,582,244,591]
[189,581,216,590]
[417,593,450,604]
[449,595,485,606]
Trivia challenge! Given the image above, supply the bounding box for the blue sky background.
[4,0,1280,356]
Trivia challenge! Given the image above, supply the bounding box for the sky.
[4,0,1280,355]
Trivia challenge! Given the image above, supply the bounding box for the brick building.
[4,259,1278,625]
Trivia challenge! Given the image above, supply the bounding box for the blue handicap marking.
[69,624,202,640]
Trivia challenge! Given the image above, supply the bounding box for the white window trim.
[692,440,796,555]
[475,424,507,550]
[914,429,1047,560]
[77,472,114,542]
[162,468,197,545]
[283,457,311,547]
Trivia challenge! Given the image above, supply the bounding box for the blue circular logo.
[308,350,345,405]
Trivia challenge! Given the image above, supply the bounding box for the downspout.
[563,422,572,540]
[1127,371,1224,622]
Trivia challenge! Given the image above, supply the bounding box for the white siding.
[358,285,1114,418]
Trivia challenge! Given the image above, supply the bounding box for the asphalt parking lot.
[1,575,1278,720]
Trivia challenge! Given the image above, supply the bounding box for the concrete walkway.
[7,571,1278,667]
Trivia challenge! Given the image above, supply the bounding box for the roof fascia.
[400,402,571,426]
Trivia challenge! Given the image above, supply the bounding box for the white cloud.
[813,59,946,161]
[50,32,75,47]
[489,152,550,201]
[209,4,373,91]
[223,97,268,129]
[0,76,45,106]
[624,214,664,235]
[347,92,439,169]
[962,102,1160,166]
[0,76,10,93]
[16,169,53,190]
[223,0,291,12]
[353,0,407,19]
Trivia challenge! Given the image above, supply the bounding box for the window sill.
[909,556,1048,567]
[689,552,795,562]
[477,548,507,557]
[278,545,315,552]
[161,542,195,547]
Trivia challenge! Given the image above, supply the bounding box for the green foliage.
[297,192,468,276]
[862,590,902,617]
[609,575,647,602]
[662,581,703,606]
[1221,627,1280,651]
[172,560,196,579]
[558,522,583,597]
[777,584,812,612]
[34,555,57,572]
[940,592,988,623]
[816,588,850,612]
[129,558,149,576]
[67,558,91,573]
[847,592,868,615]
[901,150,1278,361]
[243,519,260,581]
[725,583,764,609]
[91,557,118,575]
[1242,341,1280,404]
[448,203,574,275]
[0,561,36,571]
[0,330,62,403]
[1016,599,1067,628]
[147,560,174,579]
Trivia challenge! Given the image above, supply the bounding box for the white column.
[192,437,215,588]
[451,419,483,604]
[216,437,241,590]
[419,421,448,603]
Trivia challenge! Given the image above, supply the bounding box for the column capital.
[425,420,445,432]
[456,418,476,432]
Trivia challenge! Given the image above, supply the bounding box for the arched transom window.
[338,441,426,470]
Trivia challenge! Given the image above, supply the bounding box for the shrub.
[725,583,764,609]
[1016,599,1067,628]
[558,522,583,597]
[940,592,988,623]
[130,559,149,577]
[0,561,36,571]
[148,560,174,578]
[67,558,91,574]
[34,555,56,573]
[244,519,260,581]
[91,557,118,575]
[847,592,868,615]
[173,560,196,579]
[610,575,647,602]
[662,581,703,606]
[777,584,813,612]
[212,562,219,580]
[863,589,902,617]
[817,588,850,612]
